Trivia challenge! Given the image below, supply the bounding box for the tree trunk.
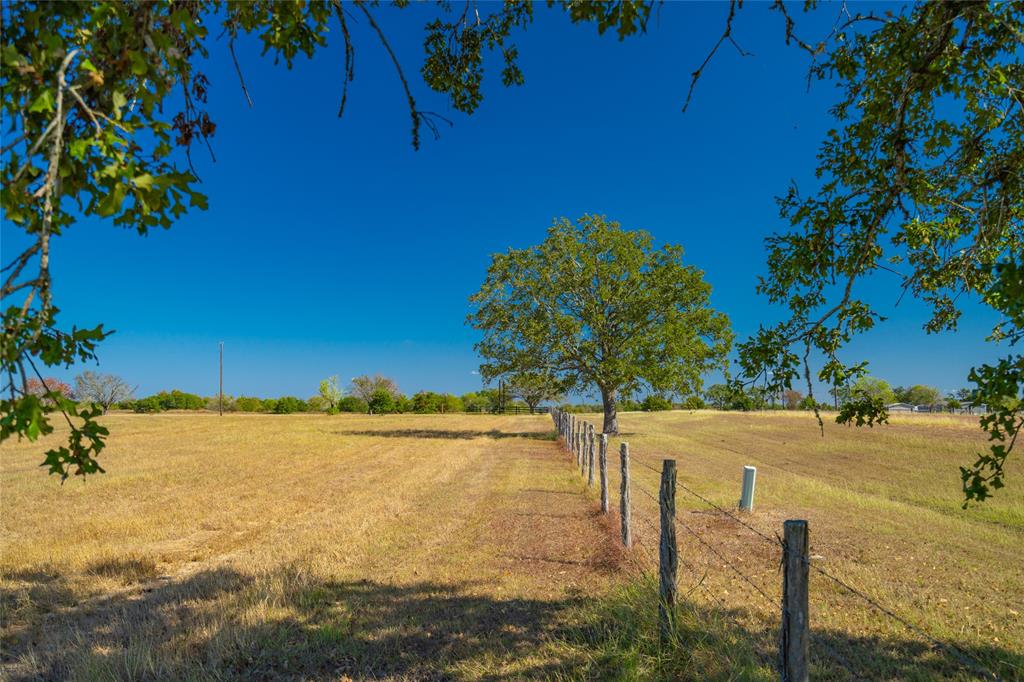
[601,387,619,434]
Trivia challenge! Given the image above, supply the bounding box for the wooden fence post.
[577,421,583,474]
[782,520,809,682]
[599,433,609,512]
[587,424,596,487]
[658,459,678,644]
[620,443,631,547]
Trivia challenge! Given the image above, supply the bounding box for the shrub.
[641,395,672,411]
[461,392,491,412]
[273,396,307,414]
[338,396,368,413]
[235,396,264,412]
[681,395,706,410]
[368,388,395,415]
[261,398,279,412]
[393,394,413,414]
[133,396,163,413]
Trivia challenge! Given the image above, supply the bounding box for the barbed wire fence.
[548,409,1005,682]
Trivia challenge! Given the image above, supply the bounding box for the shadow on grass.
[561,575,1024,681]
[4,568,1019,681]
[336,428,557,441]
[2,568,586,680]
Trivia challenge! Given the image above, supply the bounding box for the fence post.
[740,465,757,512]
[587,423,596,487]
[658,459,678,644]
[620,443,631,547]
[781,520,809,682]
[599,433,609,512]
[573,419,581,466]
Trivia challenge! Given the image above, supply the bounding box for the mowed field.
[1,410,1022,681]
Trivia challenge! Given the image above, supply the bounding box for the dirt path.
[1,414,625,680]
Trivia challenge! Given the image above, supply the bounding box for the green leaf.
[29,89,55,113]
[96,183,127,217]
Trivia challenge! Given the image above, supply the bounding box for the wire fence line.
[548,409,1003,682]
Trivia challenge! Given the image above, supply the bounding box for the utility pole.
[219,341,223,416]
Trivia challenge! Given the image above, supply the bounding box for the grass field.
[1,410,1022,680]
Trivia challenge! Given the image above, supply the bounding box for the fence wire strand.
[549,411,999,681]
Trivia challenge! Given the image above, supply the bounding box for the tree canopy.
[735,2,1022,503]
[469,215,732,434]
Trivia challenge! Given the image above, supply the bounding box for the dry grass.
[586,409,1024,680]
[1,413,624,680]
[1,410,1022,680]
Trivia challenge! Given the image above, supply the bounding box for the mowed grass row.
[583,409,1024,680]
[2,410,1022,680]
[1,413,629,680]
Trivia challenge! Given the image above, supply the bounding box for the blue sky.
[3,2,1004,400]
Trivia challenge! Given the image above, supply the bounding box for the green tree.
[367,388,396,415]
[350,375,400,415]
[338,396,368,414]
[703,384,732,411]
[681,395,706,410]
[906,385,943,408]
[850,377,896,406]
[273,396,307,414]
[318,375,342,414]
[460,392,491,413]
[470,215,731,434]
[235,396,264,412]
[640,395,672,412]
[507,372,565,413]
[733,3,1022,503]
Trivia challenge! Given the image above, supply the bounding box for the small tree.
[319,375,343,413]
[641,395,672,412]
[25,377,74,405]
[906,384,942,408]
[850,376,896,405]
[470,215,731,434]
[368,388,396,415]
[782,388,803,410]
[350,375,401,415]
[73,372,134,414]
[507,372,565,413]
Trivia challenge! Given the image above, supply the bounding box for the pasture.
[1,411,1021,680]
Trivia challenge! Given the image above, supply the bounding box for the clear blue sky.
[3,2,1003,400]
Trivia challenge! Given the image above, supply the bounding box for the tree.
[73,372,133,414]
[797,395,819,411]
[460,392,492,413]
[641,395,672,412]
[906,385,942,408]
[470,215,731,434]
[350,375,400,415]
[338,396,369,414]
[782,388,803,410]
[681,395,706,410]
[704,384,732,411]
[850,377,896,406]
[367,389,396,415]
[273,396,307,414]
[731,3,1023,503]
[24,377,73,405]
[507,372,565,413]
[318,375,342,414]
